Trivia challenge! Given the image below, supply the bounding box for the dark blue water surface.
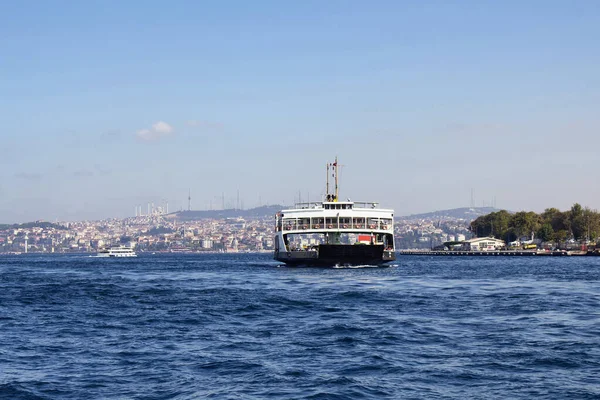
[1,254,600,399]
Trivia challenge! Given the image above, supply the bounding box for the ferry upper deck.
[276,201,394,233]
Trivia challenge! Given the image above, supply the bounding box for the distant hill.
[0,221,67,230]
[398,207,501,221]
[169,205,282,221]
[169,205,502,222]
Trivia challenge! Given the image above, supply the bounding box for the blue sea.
[1,253,599,399]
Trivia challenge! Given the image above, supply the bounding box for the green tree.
[553,229,569,245]
[537,223,554,242]
[511,211,541,239]
[472,206,600,244]
[590,211,600,241]
[470,210,513,239]
[582,207,600,241]
[542,207,571,236]
[490,210,512,240]
[570,203,585,240]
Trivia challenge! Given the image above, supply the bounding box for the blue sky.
[1,1,599,222]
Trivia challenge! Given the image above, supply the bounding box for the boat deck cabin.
[275,201,394,232]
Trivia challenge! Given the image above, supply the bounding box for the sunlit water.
[1,253,599,399]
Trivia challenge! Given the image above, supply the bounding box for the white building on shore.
[462,237,505,251]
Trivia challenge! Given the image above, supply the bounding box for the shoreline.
[399,249,598,257]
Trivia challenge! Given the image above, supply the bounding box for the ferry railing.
[281,221,393,231]
[290,201,383,209]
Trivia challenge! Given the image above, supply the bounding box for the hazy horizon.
[2,1,599,223]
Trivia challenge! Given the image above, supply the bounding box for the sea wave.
[1,254,600,399]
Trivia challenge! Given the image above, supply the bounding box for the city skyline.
[2,1,599,223]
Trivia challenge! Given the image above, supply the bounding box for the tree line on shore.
[470,203,599,243]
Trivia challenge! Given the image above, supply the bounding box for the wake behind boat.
[274,157,395,266]
[94,246,137,257]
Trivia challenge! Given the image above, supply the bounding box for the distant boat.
[94,246,137,258]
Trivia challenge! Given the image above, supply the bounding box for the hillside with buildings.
[168,205,281,221]
[0,206,500,254]
[399,207,500,221]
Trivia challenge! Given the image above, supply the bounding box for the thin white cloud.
[136,121,174,141]
[152,121,173,134]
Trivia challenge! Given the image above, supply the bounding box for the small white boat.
[95,246,137,257]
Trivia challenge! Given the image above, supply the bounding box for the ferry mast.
[326,157,339,202]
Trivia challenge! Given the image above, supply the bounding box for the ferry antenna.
[325,156,342,202]
[326,162,330,200]
[334,156,340,201]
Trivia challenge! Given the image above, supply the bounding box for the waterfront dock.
[399,250,597,257]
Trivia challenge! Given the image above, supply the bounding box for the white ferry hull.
[94,247,137,257]
[94,254,137,257]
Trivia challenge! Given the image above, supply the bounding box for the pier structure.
[399,250,597,257]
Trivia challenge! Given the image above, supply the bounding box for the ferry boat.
[274,158,395,266]
[95,246,137,257]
